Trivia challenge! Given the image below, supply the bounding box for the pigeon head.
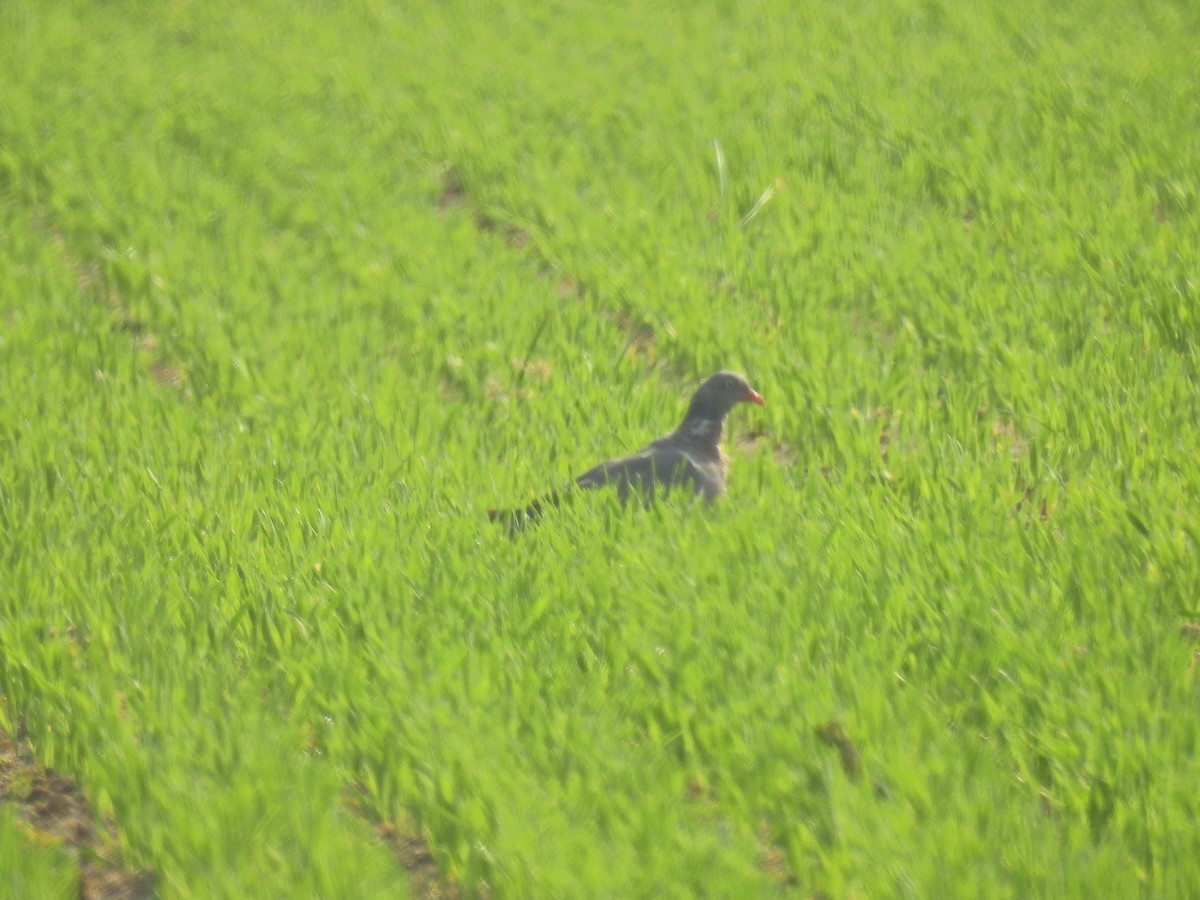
[685,371,765,422]
[676,371,765,448]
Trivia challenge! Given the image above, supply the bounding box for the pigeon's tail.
[487,491,562,534]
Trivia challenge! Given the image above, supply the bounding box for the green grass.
[0,807,77,898]
[2,0,1199,895]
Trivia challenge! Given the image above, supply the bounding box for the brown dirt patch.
[344,782,470,899]
[0,726,156,899]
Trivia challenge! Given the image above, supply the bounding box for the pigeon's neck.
[676,413,725,453]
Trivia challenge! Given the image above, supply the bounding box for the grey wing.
[643,437,726,502]
[574,443,701,504]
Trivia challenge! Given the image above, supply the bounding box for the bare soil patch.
[0,726,155,899]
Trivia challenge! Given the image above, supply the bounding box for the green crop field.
[2,0,1198,896]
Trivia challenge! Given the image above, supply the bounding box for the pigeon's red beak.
[746,389,765,407]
